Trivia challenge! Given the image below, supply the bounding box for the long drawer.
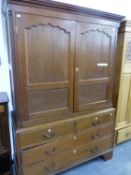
[21,123,113,167]
[18,109,115,149]
[22,136,113,175]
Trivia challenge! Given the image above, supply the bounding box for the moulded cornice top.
[8,0,125,21]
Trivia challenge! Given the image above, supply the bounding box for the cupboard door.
[14,12,75,121]
[75,23,116,111]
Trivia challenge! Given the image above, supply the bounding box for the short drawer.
[117,126,131,144]
[76,110,114,132]
[21,123,113,167]
[18,120,74,149]
[22,136,113,175]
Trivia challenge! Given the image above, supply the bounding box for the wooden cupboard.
[115,20,131,143]
[6,0,124,175]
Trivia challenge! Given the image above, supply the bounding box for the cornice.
[8,0,125,22]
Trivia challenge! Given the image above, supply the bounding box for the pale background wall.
[53,0,131,19]
[0,0,12,110]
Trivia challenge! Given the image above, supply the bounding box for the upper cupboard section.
[9,4,120,125]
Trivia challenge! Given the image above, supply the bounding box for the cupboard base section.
[15,109,115,175]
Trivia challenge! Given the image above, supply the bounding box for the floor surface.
[60,140,131,175]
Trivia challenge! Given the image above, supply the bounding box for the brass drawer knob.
[91,133,100,140]
[43,129,55,139]
[91,120,100,126]
[91,117,100,126]
[44,148,56,156]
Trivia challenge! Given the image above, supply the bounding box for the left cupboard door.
[13,12,75,123]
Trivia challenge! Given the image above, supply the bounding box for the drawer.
[18,120,74,149]
[22,136,113,175]
[76,110,114,132]
[21,123,113,167]
[117,126,131,144]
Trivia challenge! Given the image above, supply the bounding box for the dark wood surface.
[101,150,113,160]
[17,109,114,149]
[0,93,10,175]
[8,3,124,127]
[6,1,124,175]
[22,136,112,175]
[74,22,116,111]
[21,123,113,167]
[16,109,115,175]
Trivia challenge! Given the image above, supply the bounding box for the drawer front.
[76,111,114,132]
[22,123,113,167]
[117,126,131,143]
[19,120,74,149]
[22,136,113,175]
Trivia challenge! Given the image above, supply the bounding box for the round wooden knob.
[73,136,77,140]
[73,149,77,154]
[75,67,79,72]
[48,128,52,133]
[95,117,98,121]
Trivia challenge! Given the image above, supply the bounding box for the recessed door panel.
[79,84,107,105]
[25,24,69,84]
[79,30,110,80]
[28,88,68,114]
